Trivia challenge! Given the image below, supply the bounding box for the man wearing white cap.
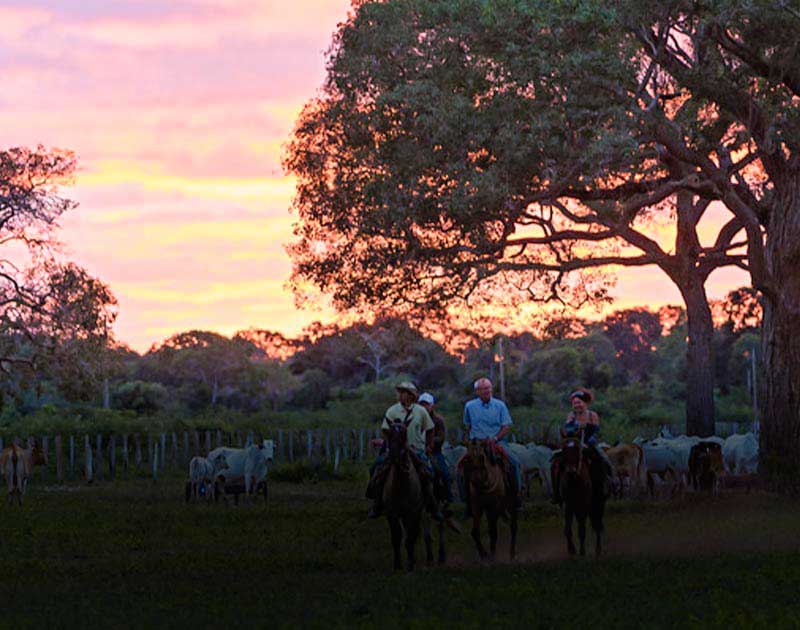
[418,392,453,504]
[366,381,443,521]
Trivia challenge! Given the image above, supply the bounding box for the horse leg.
[471,508,488,559]
[564,506,576,556]
[405,515,420,573]
[592,491,606,559]
[437,520,446,565]
[423,513,434,566]
[488,510,499,559]
[578,513,587,556]
[509,509,518,561]
[389,517,403,572]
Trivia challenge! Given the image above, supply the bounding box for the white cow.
[505,442,554,497]
[441,444,466,481]
[722,433,759,474]
[186,452,229,502]
[209,440,273,503]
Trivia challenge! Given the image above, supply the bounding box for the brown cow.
[603,444,646,498]
[0,442,48,506]
[688,441,724,494]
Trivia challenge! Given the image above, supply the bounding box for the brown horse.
[462,439,518,560]
[559,437,606,557]
[382,423,425,571]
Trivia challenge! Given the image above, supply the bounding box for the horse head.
[386,422,409,463]
[561,438,584,476]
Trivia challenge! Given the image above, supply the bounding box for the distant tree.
[234,329,300,361]
[718,287,762,334]
[542,317,589,341]
[603,309,663,382]
[146,331,251,406]
[112,380,169,415]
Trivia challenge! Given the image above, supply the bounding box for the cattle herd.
[0,429,759,507]
[443,429,760,502]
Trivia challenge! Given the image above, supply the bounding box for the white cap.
[418,392,435,405]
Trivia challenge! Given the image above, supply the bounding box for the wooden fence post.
[193,431,200,456]
[171,432,178,471]
[55,435,63,482]
[41,436,49,482]
[84,435,93,483]
[122,434,129,475]
[109,435,116,480]
[95,434,104,481]
[152,443,158,481]
[325,429,331,462]
[69,435,75,480]
[134,434,142,473]
[204,431,212,455]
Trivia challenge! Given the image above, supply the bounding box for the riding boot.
[367,495,383,519]
[366,472,385,518]
[551,463,562,505]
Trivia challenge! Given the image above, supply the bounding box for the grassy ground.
[2,473,799,629]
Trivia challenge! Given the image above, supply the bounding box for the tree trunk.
[760,190,800,493]
[678,277,716,437]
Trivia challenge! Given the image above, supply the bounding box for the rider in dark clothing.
[551,388,614,504]
[418,392,454,504]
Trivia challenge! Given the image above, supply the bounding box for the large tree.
[0,146,120,405]
[284,0,753,437]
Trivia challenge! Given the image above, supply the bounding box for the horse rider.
[366,381,444,522]
[550,387,615,504]
[417,392,454,505]
[459,377,524,513]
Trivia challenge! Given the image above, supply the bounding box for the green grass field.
[2,473,799,629]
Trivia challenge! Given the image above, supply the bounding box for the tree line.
[1,290,761,439]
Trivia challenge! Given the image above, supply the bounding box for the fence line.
[0,421,756,483]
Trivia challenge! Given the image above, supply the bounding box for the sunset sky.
[2,0,749,352]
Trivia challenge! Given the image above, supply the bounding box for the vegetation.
[2,475,798,628]
[0,288,761,440]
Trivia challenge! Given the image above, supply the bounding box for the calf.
[688,441,724,494]
[186,453,229,502]
[604,444,646,498]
